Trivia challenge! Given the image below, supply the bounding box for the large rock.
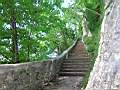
[86,0,120,90]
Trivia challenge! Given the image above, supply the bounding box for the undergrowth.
[80,0,104,88]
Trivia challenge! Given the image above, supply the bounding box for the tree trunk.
[27,32,31,62]
[86,0,120,90]
[11,10,19,63]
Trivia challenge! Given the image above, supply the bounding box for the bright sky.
[62,0,75,8]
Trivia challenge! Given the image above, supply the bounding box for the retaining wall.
[0,39,78,90]
[0,59,62,90]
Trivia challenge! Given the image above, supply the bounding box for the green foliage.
[81,28,100,88]
[79,0,104,88]
[0,0,77,63]
[85,28,100,60]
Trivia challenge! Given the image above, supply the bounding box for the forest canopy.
[0,0,103,64]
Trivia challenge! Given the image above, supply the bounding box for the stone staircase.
[59,41,91,76]
[43,40,91,90]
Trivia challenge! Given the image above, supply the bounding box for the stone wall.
[0,60,62,90]
[0,39,78,90]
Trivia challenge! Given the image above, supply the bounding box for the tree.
[0,0,76,63]
[86,0,120,90]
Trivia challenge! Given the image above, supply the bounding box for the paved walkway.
[43,76,83,90]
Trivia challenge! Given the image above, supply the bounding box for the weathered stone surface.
[86,0,120,90]
[0,60,63,90]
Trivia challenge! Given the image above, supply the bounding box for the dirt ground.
[43,76,83,90]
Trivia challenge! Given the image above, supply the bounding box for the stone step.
[70,50,86,53]
[69,55,88,58]
[65,57,90,60]
[68,57,89,59]
[66,57,90,60]
[72,45,85,48]
[69,52,88,55]
[63,61,91,64]
[63,60,91,63]
[59,71,86,76]
[60,68,89,72]
[69,54,88,56]
[71,49,86,51]
[59,41,90,77]
[70,48,86,50]
[61,67,90,71]
[62,65,90,69]
[62,63,90,66]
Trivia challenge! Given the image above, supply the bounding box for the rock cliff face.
[86,0,120,90]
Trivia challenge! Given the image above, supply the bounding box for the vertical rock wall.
[86,0,120,90]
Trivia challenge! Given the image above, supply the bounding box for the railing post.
[66,53,69,59]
